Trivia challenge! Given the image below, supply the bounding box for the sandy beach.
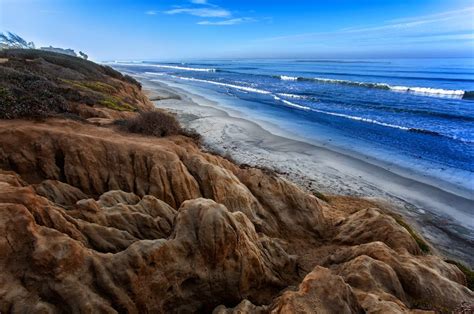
[139,76,474,267]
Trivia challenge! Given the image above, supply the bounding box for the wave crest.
[280,75,298,81]
[115,63,217,72]
[277,75,467,98]
[171,76,271,94]
[162,75,472,143]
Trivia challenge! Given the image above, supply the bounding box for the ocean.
[111,58,474,195]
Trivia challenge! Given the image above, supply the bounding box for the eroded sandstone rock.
[0,180,298,312]
[269,266,364,314]
[0,120,472,313]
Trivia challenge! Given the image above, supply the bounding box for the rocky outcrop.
[324,242,472,313]
[0,119,472,313]
[0,178,296,312]
[0,119,325,239]
[269,266,364,314]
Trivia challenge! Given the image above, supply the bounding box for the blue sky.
[1,0,473,60]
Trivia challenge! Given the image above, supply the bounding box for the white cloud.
[198,17,255,25]
[164,8,230,18]
[259,6,474,43]
[145,10,157,15]
[340,7,474,34]
[387,6,474,24]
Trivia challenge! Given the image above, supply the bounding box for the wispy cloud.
[164,8,230,18]
[145,10,158,15]
[339,7,474,34]
[259,6,474,44]
[160,2,256,26]
[387,6,474,24]
[198,17,255,25]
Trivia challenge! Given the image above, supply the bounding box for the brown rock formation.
[270,266,364,314]
[0,118,472,313]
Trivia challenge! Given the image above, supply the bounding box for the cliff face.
[0,119,472,313]
[0,50,472,313]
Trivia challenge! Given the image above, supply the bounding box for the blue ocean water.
[111,58,474,192]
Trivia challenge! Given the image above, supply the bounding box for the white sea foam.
[117,63,216,72]
[312,77,350,84]
[273,95,414,131]
[277,93,307,99]
[389,86,465,96]
[308,77,465,98]
[277,73,466,98]
[145,72,165,76]
[112,60,139,64]
[152,64,217,72]
[274,92,471,142]
[309,110,411,131]
[166,75,456,137]
[273,96,311,110]
[171,75,415,131]
[280,75,298,81]
[172,76,272,94]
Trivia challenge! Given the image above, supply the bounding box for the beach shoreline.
[138,76,473,267]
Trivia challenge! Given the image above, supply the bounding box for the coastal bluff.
[0,50,472,313]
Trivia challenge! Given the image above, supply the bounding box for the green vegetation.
[393,216,430,253]
[0,48,139,85]
[99,97,136,112]
[0,87,14,105]
[81,81,116,94]
[0,65,71,119]
[61,79,136,112]
[445,260,474,290]
[312,191,330,203]
[0,49,144,119]
[62,79,117,94]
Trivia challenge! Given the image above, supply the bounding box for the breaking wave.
[161,75,473,144]
[277,75,469,99]
[115,63,217,72]
[171,76,271,94]
[280,75,299,81]
[276,93,308,99]
[273,97,473,143]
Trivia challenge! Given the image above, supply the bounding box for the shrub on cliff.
[116,110,201,142]
[118,111,181,137]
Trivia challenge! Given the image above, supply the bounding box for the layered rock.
[0,119,472,313]
[269,266,364,314]
[0,177,296,312]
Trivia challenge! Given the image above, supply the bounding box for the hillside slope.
[0,49,152,120]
